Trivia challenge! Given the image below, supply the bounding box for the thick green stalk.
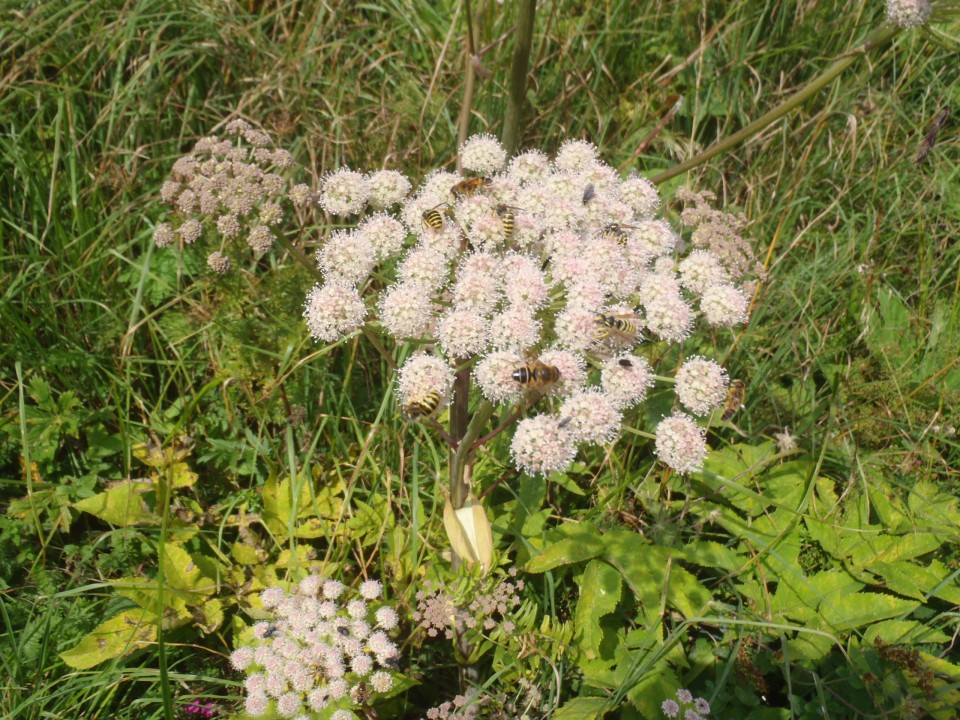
[651,24,899,185]
[450,399,496,509]
[501,0,537,156]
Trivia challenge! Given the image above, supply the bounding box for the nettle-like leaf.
[551,696,609,720]
[60,608,157,669]
[133,438,198,488]
[72,479,158,526]
[575,560,622,659]
[261,470,344,539]
[524,522,605,572]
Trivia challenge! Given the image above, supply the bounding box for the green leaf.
[525,522,605,573]
[677,541,744,573]
[784,631,835,661]
[818,591,918,632]
[772,568,863,624]
[551,697,610,720]
[72,480,158,526]
[60,609,157,669]
[847,533,941,567]
[625,660,681,718]
[872,560,960,604]
[600,531,668,625]
[161,543,217,598]
[232,541,265,566]
[863,619,951,645]
[575,560,622,659]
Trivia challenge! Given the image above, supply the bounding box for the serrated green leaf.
[784,631,835,661]
[664,563,712,618]
[872,560,960,604]
[161,543,217,597]
[600,531,668,625]
[772,568,863,624]
[575,560,621,659]
[232,541,265,565]
[863,619,951,645]
[625,660,680,718]
[192,598,223,633]
[60,609,157,669]
[551,697,609,720]
[819,591,918,632]
[525,522,605,573]
[678,541,744,572]
[72,480,158,526]
[847,533,941,567]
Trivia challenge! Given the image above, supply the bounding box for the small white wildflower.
[460,133,507,174]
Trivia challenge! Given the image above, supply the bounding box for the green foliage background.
[1,1,959,719]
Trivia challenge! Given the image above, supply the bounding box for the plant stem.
[501,0,537,156]
[275,231,323,282]
[651,24,899,185]
[456,0,480,172]
[450,399,496,509]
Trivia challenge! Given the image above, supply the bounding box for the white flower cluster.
[300,135,757,475]
[230,576,399,719]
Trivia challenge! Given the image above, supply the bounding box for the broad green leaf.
[872,560,960,604]
[72,480,158,526]
[276,545,315,568]
[551,697,609,720]
[678,541,744,573]
[847,533,941,567]
[60,609,157,669]
[133,439,197,488]
[863,619,951,645]
[863,287,913,368]
[695,442,779,516]
[111,576,189,616]
[909,481,960,531]
[192,597,224,633]
[161,543,217,597]
[575,560,622,659]
[625,660,680,719]
[346,498,394,548]
[818,592,918,632]
[525,522,605,573]
[600,531,668,625]
[232,541,265,565]
[772,568,863,624]
[785,631,835,661]
[664,563,712,618]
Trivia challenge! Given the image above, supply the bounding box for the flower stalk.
[652,24,899,185]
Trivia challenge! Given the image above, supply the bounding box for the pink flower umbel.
[601,354,654,409]
[319,168,369,216]
[303,280,366,342]
[701,283,749,327]
[675,357,728,416]
[397,354,455,407]
[655,414,708,474]
[511,415,577,475]
[365,169,411,209]
[459,133,507,175]
[558,389,622,444]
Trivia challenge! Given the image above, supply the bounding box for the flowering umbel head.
[231,575,400,718]
[153,120,303,272]
[293,135,758,475]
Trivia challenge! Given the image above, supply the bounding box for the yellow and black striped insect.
[595,313,641,344]
[402,390,443,421]
[422,204,446,231]
[450,176,493,199]
[495,204,522,240]
[512,361,561,392]
[598,223,640,245]
[721,380,745,421]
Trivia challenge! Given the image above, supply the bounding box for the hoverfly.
[495,204,523,240]
[721,380,746,421]
[595,313,641,344]
[402,390,443,421]
[512,360,561,392]
[421,204,447,231]
[450,176,493,199]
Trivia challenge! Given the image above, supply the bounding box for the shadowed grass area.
[1,0,959,717]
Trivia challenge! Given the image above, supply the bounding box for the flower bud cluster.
[412,567,524,641]
[153,119,301,272]
[885,0,932,27]
[230,576,400,719]
[661,688,711,720]
[299,135,758,475]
